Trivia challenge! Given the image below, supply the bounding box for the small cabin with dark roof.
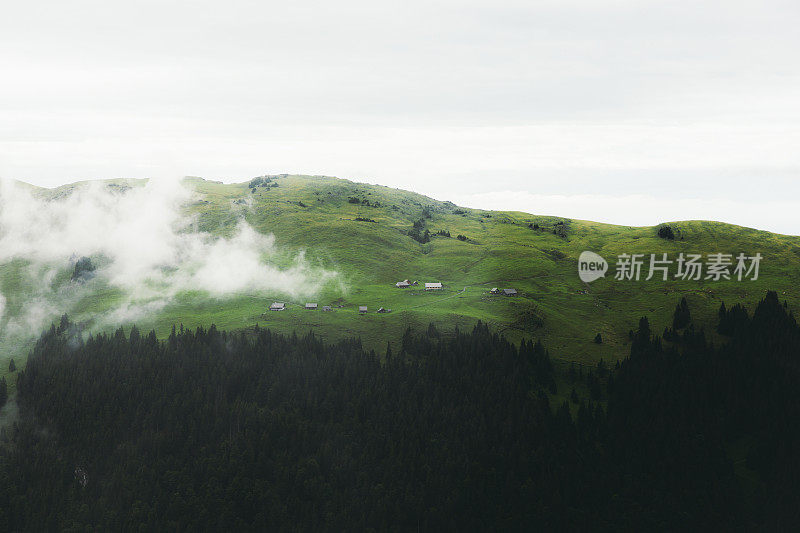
[359,306,368,314]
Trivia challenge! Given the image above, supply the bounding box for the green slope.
[2,174,799,381]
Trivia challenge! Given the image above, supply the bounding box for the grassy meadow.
[2,174,800,390]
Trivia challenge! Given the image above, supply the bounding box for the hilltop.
[1,174,799,380]
[185,175,800,355]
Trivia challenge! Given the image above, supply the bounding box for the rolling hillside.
[2,174,799,382]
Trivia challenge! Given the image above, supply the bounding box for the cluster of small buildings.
[269,303,388,314]
[358,306,391,314]
[270,302,334,311]
[301,303,333,311]
[395,279,443,290]
[265,280,517,316]
[490,288,518,296]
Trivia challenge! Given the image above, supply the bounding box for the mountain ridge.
[1,174,798,386]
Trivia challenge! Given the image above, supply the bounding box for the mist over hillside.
[1,173,799,530]
[1,173,799,372]
[3,1,797,529]
[0,177,339,361]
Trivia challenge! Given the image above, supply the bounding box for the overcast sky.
[1,1,799,233]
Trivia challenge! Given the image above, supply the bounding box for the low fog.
[0,178,338,348]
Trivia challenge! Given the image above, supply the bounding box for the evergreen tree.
[3,292,799,530]
[71,256,96,281]
[0,377,7,408]
[672,297,691,329]
[426,323,439,337]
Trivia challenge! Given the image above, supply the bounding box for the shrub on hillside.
[658,225,675,240]
[71,257,96,281]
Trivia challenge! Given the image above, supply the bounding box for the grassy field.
[2,174,799,388]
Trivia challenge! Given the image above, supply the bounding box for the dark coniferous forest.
[0,291,798,531]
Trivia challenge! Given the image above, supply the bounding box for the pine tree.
[0,377,7,408]
[672,297,691,329]
[8,358,16,373]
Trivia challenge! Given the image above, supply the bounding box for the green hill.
[2,174,799,383]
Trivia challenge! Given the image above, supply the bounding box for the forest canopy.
[0,292,798,530]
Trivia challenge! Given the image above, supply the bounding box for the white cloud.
[0,177,339,340]
[0,0,798,231]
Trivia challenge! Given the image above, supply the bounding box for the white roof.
[269,302,285,308]
[425,282,443,288]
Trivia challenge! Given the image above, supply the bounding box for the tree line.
[0,291,798,530]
